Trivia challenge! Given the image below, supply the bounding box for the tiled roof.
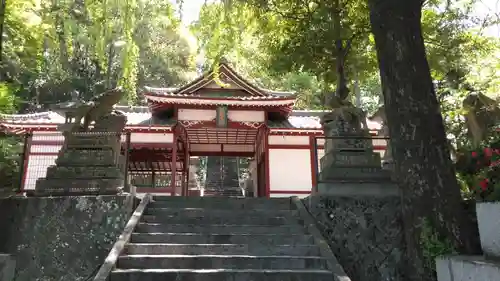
[0,112,66,123]
[270,110,382,130]
[145,86,294,98]
[143,91,295,101]
[0,107,382,131]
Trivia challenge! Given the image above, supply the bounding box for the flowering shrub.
[456,136,500,202]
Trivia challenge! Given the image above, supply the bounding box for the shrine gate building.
[0,62,385,197]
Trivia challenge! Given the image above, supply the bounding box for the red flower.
[484,148,493,157]
[480,179,489,191]
[472,151,478,157]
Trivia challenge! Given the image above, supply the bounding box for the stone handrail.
[92,194,152,281]
[291,196,352,281]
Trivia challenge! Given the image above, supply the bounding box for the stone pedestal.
[436,256,500,281]
[436,203,500,281]
[318,109,396,196]
[34,115,127,196]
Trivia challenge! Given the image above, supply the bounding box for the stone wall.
[0,195,133,281]
[305,195,405,281]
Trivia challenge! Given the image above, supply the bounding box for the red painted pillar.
[309,136,318,194]
[264,128,271,198]
[19,133,32,193]
[170,140,177,196]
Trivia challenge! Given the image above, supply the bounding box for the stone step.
[117,255,328,270]
[130,233,314,245]
[150,197,291,210]
[140,215,293,226]
[203,189,243,197]
[125,244,320,256]
[110,269,335,281]
[144,207,295,217]
[135,223,306,235]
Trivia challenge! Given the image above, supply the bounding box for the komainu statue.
[35,87,128,196]
[321,93,368,134]
[462,92,500,146]
[55,87,125,132]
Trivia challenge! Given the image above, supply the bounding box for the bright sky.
[171,0,499,37]
[172,0,215,25]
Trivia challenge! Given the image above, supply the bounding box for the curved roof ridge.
[114,105,150,113]
[144,86,178,93]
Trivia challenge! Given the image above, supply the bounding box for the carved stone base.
[34,131,126,196]
[64,133,121,148]
[46,166,123,179]
[56,148,120,166]
[324,137,374,153]
[320,150,382,168]
[316,181,399,196]
[34,178,124,196]
[319,167,392,181]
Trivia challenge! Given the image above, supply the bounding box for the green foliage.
[0,83,18,113]
[0,136,22,193]
[193,0,499,118]
[0,82,21,193]
[420,218,457,274]
[1,0,196,110]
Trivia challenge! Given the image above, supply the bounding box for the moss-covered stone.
[0,195,133,281]
[305,195,406,281]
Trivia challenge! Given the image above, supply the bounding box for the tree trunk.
[332,0,349,102]
[106,43,114,89]
[367,0,481,280]
[0,0,7,80]
[354,69,361,107]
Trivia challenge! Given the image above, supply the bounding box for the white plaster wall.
[30,145,62,154]
[24,155,57,190]
[372,138,387,148]
[32,131,63,142]
[268,148,312,194]
[228,110,265,122]
[270,193,310,199]
[178,109,215,121]
[268,135,309,146]
[130,133,173,143]
[32,131,174,145]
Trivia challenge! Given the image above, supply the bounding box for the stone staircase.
[204,157,243,197]
[107,197,337,281]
